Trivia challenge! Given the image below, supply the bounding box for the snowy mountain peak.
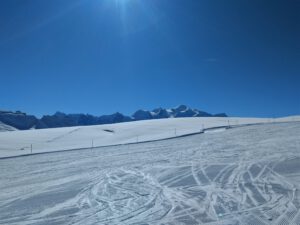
[174,105,189,112]
[132,105,227,120]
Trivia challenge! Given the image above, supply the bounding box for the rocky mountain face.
[0,105,227,130]
[0,110,40,130]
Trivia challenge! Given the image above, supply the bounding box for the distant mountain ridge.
[0,105,227,130]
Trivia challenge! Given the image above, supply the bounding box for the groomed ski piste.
[0,116,300,225]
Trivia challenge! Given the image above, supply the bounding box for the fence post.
[91,139,94,151]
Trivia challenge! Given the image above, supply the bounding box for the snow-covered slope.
[0,121,299,225]
[0,116,299,158]
[0,121,17,132]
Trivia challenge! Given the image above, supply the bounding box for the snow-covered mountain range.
[0,105,227,130]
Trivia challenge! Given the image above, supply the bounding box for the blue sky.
[0,0,299,117]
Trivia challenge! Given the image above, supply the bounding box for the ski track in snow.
[0,122,300,225]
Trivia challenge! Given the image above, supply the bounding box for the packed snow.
[0,117,299,225]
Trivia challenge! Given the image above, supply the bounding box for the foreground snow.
[0,121,299,224]
[0,116,299,158]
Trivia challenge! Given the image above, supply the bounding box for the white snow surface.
[0,119,299,225]
[0,116,299,158]
[0,121,17,132]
